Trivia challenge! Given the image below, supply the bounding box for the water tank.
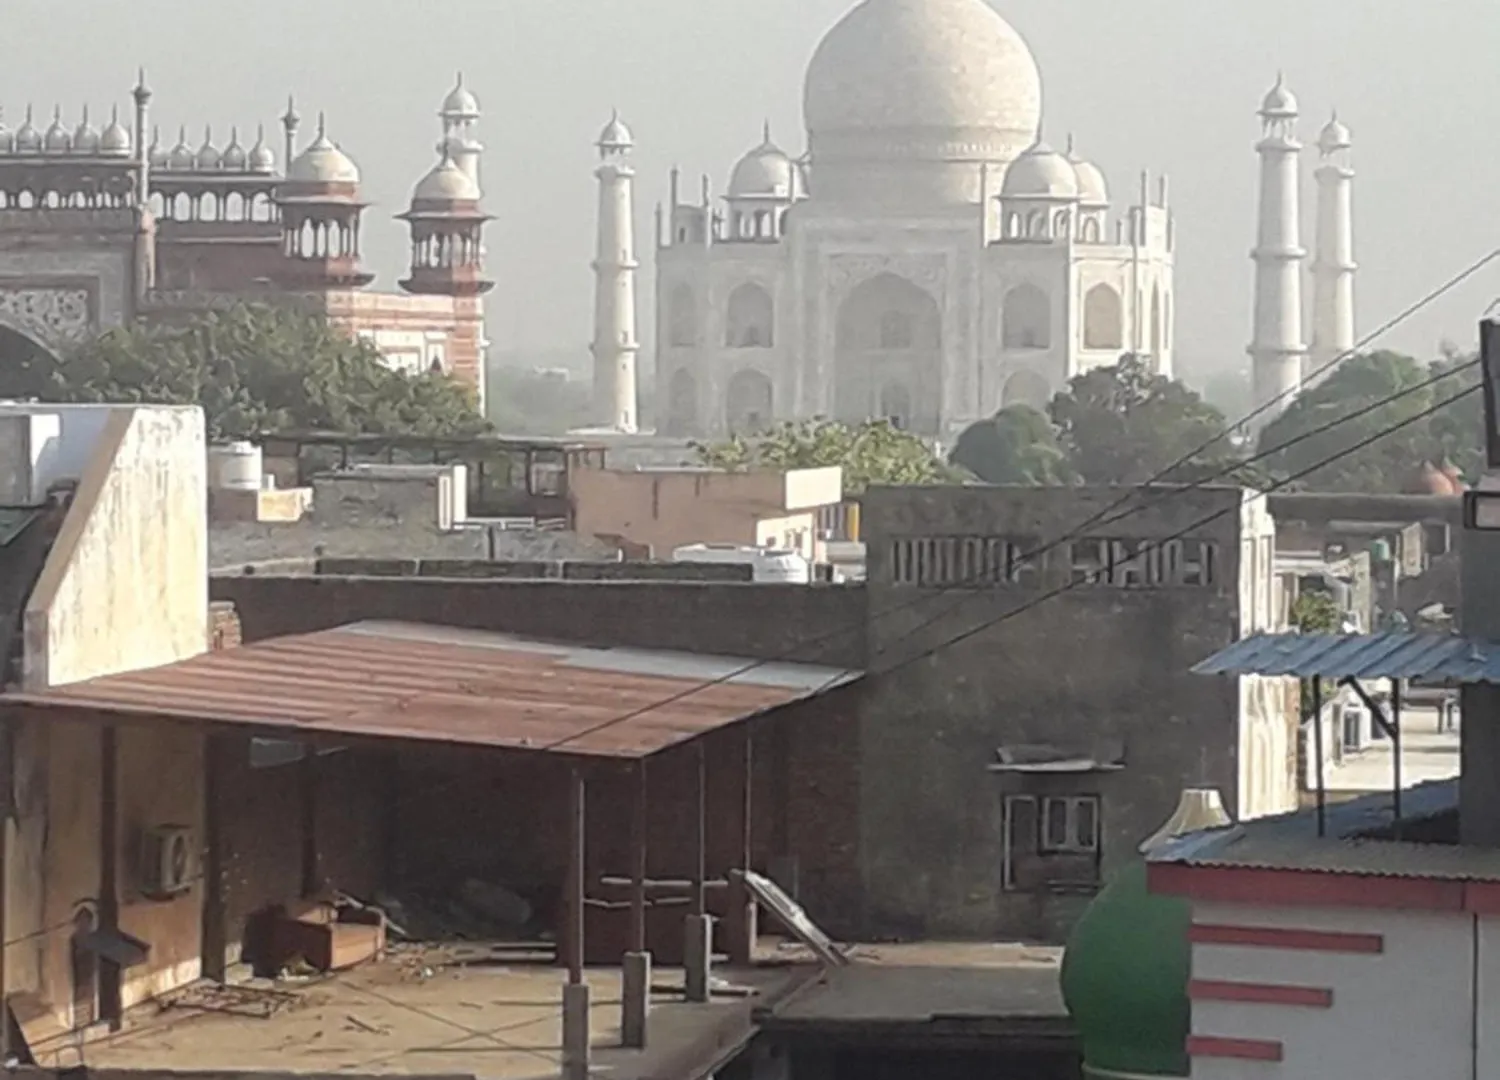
[209,441,263,492]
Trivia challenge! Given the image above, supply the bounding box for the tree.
[1254,350,1460,494]
[694,418,957,494]
[1423,348,1484,483]
[0,303,490,440]
[1048,354,1240,485]
[949,405,1076,485]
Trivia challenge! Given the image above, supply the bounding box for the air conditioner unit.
[140,825,194,899]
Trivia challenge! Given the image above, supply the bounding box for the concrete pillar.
[683,913,713,1003]
[561,981,591,1080]
[621,950,651,1048]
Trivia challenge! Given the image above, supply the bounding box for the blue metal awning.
[1193,631,1500,684]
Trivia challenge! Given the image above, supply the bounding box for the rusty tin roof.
[4,621,860,759]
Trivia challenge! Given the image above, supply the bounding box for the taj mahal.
[585,0,1358,441]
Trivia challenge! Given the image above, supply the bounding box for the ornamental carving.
[0,287,92,346]
[825,253,948,303]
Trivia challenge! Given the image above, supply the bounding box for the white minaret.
[1248,76,1307,429]
[1310,113,1356,380]
[590,111,639,433]
[439,74,483,190]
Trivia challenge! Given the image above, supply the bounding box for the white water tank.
[672,543,812,584]
[209,441,263,491]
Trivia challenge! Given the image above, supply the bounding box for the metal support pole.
[1311,678,1327,838]
[630,761,648,955]
[692,741,706,917]
[1392,679,1404,837]
[566,767,586,984]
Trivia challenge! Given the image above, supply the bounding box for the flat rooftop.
[65,944,809,1080]
[763,942,1069,1042]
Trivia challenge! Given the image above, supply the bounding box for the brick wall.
[210,575,868,669]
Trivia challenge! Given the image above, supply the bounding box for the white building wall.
[1188,899,1476,1080]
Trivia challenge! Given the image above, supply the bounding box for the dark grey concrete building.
[854,484,1295,941]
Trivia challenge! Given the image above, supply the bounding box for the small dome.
[1318,113,1352,154]
[13,109,42,153]
[0,112,11,155]
[73,108,100,155]
[220,127,248,171]
[597,110,633,152]
[1002,141,1079,199]
[1261,75,1298,118]
[1065,139,1109,206]
[440,74,480,121]
[1062,790,1232,1080]
[412,156,480,203]
[729,125,796,199]
[195,127,222,170]
[148,127,167,168]
[247,126,275,173]
[43,109,72,153]
[286,117,360,184]
[167,126,195,171]
[99,107,132,156]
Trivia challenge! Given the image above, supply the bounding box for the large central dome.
[803,0,1042,205]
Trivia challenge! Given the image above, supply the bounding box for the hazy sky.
[4,0,1499,381]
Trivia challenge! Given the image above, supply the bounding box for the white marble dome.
[1002,142,1078,199]
[412,157,480,203]
[287,125,360,185]
[803,0,1042,155]
[1318,114,1351,154]
[1066,143,1109,206]
[729,134,797,199]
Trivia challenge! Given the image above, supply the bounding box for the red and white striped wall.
[1151,862,1500,1078]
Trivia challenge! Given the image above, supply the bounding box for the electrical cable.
[542,374,1483,752]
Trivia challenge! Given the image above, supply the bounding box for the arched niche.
[664,368,698,436]
[668,284,697,348]
[725,282,774,348]
[1003,284,1051,350]
[726,369,773,435]
[1001,369,1051,411]
[834,272,942,433]
[1083,283,1124,351]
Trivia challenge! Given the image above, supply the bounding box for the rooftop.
[1193,631,1500,684]
[3,620,861,759]
[64,943,808,1080]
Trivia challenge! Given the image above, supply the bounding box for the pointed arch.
[726,368,774,435]
[1001,369,1051,411]
[1083,284,1124,351]
[725,282,774,348]
[1002,284,1051,350]
[668,284,697,348]
[664,368,698,436]
[834,272,942,433]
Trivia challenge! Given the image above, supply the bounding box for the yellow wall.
[23,406,208,689]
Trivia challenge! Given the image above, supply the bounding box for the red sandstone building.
[0,74,492,403]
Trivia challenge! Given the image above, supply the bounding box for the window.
[1003,793,1103,893]
[889,535,1040,587]
[1068,537,1219,588]
[1041,795,1100,854]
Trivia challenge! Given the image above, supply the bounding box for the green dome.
[1061,860,1190,1078]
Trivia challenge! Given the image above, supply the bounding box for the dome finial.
[762,118,772,145]
[282,95,300,131]
[1065,132,1075,156]
[317,111,327,140]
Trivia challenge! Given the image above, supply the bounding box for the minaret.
[1310,113,1356,380]
[439,74,483,190]
[1248,75,1307,429]
[590,111,640,433]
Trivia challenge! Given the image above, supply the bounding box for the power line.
[857,383,1480,683]
[543,358,1483,754]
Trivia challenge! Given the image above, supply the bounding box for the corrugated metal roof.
[2,621,861,759]
[1148,781,1499,882]
[1192,631,1500,683]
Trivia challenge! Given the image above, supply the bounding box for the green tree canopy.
[693,418,957,494]
[1049,354,1239,485]
[949,404,1077,485]
[0,303,490,441]
[1254,350,1478,494]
